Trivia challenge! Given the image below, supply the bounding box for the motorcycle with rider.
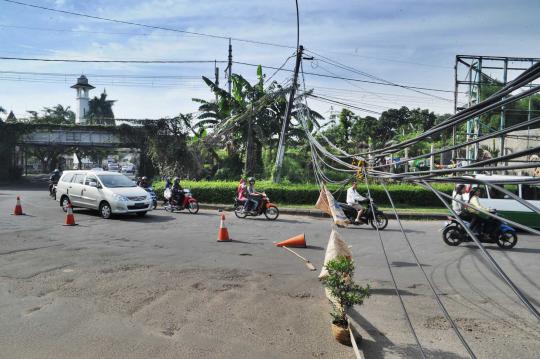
[234,177,279,220]
[338,181,388,230]
[442,185,518,249]
[48,169,61,199]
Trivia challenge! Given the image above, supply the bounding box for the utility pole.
[214,60,219,103]
[273,45,304,183]
[227,38,232,95]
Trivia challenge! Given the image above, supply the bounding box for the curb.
[198,204,447,221]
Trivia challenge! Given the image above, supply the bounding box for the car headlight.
[113,194,129,202]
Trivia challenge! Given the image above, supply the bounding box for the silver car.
[56,170,153,219]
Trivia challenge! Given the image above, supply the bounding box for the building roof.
[70,75,95,90]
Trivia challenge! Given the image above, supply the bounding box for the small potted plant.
[321,255,370,346]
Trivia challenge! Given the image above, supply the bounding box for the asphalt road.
[0,186,539,359]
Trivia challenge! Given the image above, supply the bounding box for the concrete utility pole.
[214,60,219,103]
[273,45,304,183]
[227,38,232,95]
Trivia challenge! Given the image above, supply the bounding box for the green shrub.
[151,180,453,207]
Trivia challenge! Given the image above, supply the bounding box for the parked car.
[56,170,153,219]
[107,163,120,172]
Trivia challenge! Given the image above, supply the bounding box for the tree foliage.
[87,90,115,126]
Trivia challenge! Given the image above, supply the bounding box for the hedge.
[151,180,454,207]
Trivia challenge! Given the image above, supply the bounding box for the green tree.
[87,90,115,125]
[27,105,75,125]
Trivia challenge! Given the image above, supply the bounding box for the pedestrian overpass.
[19,125,139,148]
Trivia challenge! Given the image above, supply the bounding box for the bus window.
[489,184,519,199]
[522,184,540,200]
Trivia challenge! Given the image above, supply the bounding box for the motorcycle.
[338,197,388,230]
[234,193,279,220]
[142,186,158,209]
[441,211,517,249]
[163,188,199,214]
[48,179,58,200]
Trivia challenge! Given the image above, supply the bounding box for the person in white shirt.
[346,181,367,223]
[452,184,466,216]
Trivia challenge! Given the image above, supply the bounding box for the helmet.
[54,169,59,173]
[141,176,148,181]
[248,177,255,184]
[173,177,179,184]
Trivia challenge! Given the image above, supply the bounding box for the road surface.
[0,186,539,358]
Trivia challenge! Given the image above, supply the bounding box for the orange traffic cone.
[63,203,78,226]
[12,196,24,215]
[275,233,306,248]
[217,213,231,242]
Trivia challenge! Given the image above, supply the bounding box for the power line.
[1,0,295,49]
[0,55,457,94]
[307,93,382,115]
[307,50,453,102]
[0,24,163,37]
[0,70,201,79]
[234,61,456,93]
[0,56,225,64]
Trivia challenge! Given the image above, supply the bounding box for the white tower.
[71,75,95,124]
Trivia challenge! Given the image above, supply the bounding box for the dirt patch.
[424,316,498,334]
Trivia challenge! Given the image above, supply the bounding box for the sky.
[1,0,539,121]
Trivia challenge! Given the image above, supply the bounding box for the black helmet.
[141,176,148,181]
[54,169,59,173]
[248,177,255,184]
[173,177,179,184]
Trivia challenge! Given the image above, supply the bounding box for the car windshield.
[97,174,136,188]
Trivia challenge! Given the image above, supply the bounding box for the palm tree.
[0,106,5,122]
[194,66,323,177]
[88,90,115,125]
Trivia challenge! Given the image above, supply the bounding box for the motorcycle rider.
[49,169,61,195]
[171,177,185,208]
[244,177,262,214]
[347,181,367,224]
[452,184,470,220]
[237,177,247,202]
[138,176,150,188]
[467,186,491,235]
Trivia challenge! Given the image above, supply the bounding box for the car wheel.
[136,211,147,217]
[99,202,112,219]
[61,196,70,212]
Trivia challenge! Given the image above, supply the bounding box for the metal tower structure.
[454,55,540,164]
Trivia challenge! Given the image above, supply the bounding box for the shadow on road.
[368,288,418,296]
[348,309,468,359]
[71,209,176,223]
[344,227,426,234]
[461,244,540,254]
[391,261,431,268]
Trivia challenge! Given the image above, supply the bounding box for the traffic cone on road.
[12,196,24,215]
[275,233,306,248]
[63,203,78,226]
[217,213,231,242]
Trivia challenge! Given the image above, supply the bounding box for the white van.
[56,170,153,219]
[459,174,540,229]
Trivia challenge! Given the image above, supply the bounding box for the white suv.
[56,170,153,219]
